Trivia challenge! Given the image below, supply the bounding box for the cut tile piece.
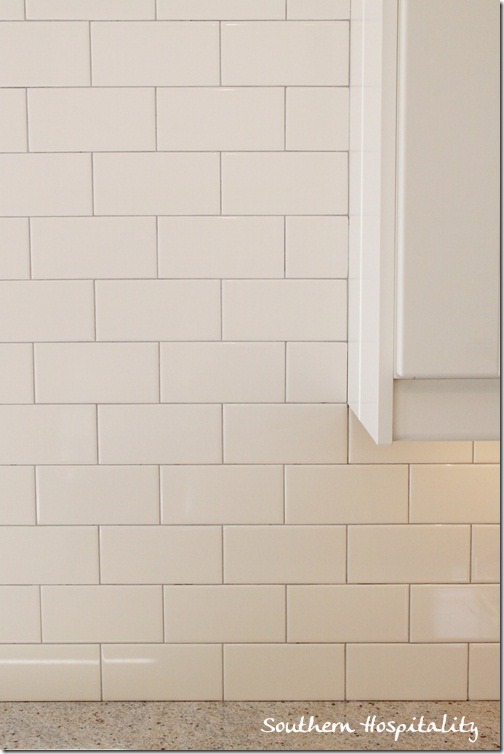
[287,0,350,18]
[286,216,348,278]
[0,89,27,151]
[286,87,348,150]
[286,342,347,402]
[0,218,30,279]
[0,586,40,643]
[473,441,500,463]
[469,644,500,700]
[0,467,35,525]
[471,525,500,583]
[0,344,33,403]
[410,585,499,642]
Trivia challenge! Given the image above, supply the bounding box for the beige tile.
[42,586,163,643]
[35,343,159,403]
[28,88,155,152]
[164,586,285,642]
[94,153,219,216]
[222,280,346,341]
[0,344,34,403]
[0,405,96,464]
[472,525,500,583]
[27,0,155,18]
[102,644,222,701]
[37,465,159,525]
[0,218,30,279]
[0,154,92,216]
[286,216,348,278]
[224,525,345,584]
[224,404,347,464]
[157,0,285,19]
[469,644,500,700]
[158,216,284,279]
[91,21,219,86]
[98,405,221,465]
[286,343,347,402]
[285,465,408,524]
[0,645,100,701]
[162,465,283,525]
[347,525,470,583]
[410,464,500,523]
[288,585,408,642]
[222,152,347,215]
[96,281,220,341]
[221,21,348,85]
[0,0,24,19]
[0,586,40,642]
[411,585,499,643]
[286,88,348,150]
[0,526,99,584]
[157,88,284,150]
[0,467,35,525]
[474,440,500,463]
[31,217,157,279]
[100,526,221,584]
[287,0,350,18]
[0,89,27,151]
[0,22,90,86]
[224,644,344,701]
[161,343,284,403]
[0,281,94,342]
[349,411,473,463]
[346,644,468,700]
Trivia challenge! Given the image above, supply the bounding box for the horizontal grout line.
[0,85,350,89]
[0,150,349,154]
[0,461,476,466]
[7,19,350,22]
[0,213,350,218]
[0,523,476,528]
[0,278,349,282]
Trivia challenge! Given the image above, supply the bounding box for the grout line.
[38,585,43,642]
[24,88,30,151]
[283,216,287,277]
[99,644,104,701]
[407,464,411,523]
[343,642,347,701]
[23,0,26,19]
[97,525,101,584]
[220,524,224,583]
[31,342,36,404]
[283,88,287,149]
[154,88,158,150]
[155,215,160,277]
[33,464,38,524]
[157,341,161,400]
[27,217,32,278]
[95,403,99,463]
[219,152,223,214]
[284,585,287,641]
[469,524,473,582]
[221,643,225,701]
[345,525,348,583]
[466,643,470,700]
[219,280,223,339]
[408,584,411,641]
[282,464,286,523]
[218,22,222,85]
[161,585,165,642]
[158,464,162,524]
[88,22,93,85]
[90,153,95,215]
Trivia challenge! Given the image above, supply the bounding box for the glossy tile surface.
[410,585,499,643]
[471,525,500,583]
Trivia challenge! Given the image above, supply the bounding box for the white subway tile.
[102,644,222,701]
[96,281,220,341]
[411,585,499,643]
[35,343,159,403]
[93,153,219,216]
[31,217,157,280]
[0,0,24,19]
[28,88,156,152]
[0,22,90,86]
[0,645,100,701]
[469,644,500,700]
[0,154,92,216]
[348,525,470,584]
[224,644,344,701]
[158,217,284,279]
[100,526,222,584]
[287,0,350,19]
[0,89,27,151]
[0,344,33,403]
[0,405,96,465]
[0,586,40,642]
[41,586,163,643]
[0,526,99,584]
[98,405,221,465]
[161,343,285,403]
[0,467,35,525]
[157,0,285,19]
[161,465,283,525]
[223,280,346,341]
[347,644,468,700]
[286,216,348,278]
[164,586,285,642]
[224,525,345,584]
[221,21,348,85]
[286,342,347,402]
[286,87,348,150]
[471,525,500,583]
[222,152,347,215]
[285,465,408,524]
[27,0,155,19]
[0,281,94,342]
[288,585,408,642]
[37,465,159,525]
[91,21,219,86]
[473,440,500,463]
[0,218,29,279]
[157,88,284,151]
[410,464,500,523]
[224,404,347,464]
[349,411,474,463]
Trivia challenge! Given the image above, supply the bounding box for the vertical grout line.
[27,217,32,278]
[154,88,158,151]
[88,22,93,85]
[345,525,348,583]
[469,524,473,582]
[472,441,475,463]
[155,216,160,278]
[92,280,97,341]
[23,0,26,19]
[285,0,287,19]
[466,643,470,701]
[33,464,38,524]
[158,464,162,524]
[343,643,347,701]
[221,525,224,584]
[282,464,286,523]
[219,153,223,215]
[95,404,99,464]
[25,88,29,151]
[284,341,287,400]
[39,586,43,642]
[31,342,36,402]
[218,22,222,85]
[221,644,225,701]
[220,403,224,463]
[283,87,287,150]
[407,464,411,522]
[408,584,411,641]
[157,341,161,401]
[283,216,286,278]
[219,281,223,340]
[90,153,95,215]
[154,0,157,20]
[97,525,101,584]
[161,585,165,643]
[99,645,104,701]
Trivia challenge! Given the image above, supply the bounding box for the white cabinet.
[349,0,499,443]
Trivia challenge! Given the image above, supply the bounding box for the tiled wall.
[0,0,499,702]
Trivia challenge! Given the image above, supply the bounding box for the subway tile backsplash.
[0,3,498,703]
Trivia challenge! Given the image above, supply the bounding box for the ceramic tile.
[0,466,35,525]
[469,644,500,700]
[410,585,499,642]
[0,586,40,642]
[471,525,500,583]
